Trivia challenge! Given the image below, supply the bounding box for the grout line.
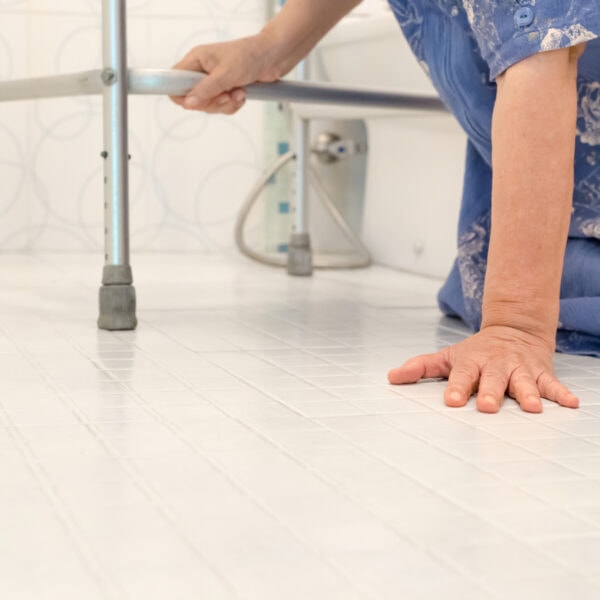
[0,330,123,600]
[15,345,240,599]
[107,321,497,599]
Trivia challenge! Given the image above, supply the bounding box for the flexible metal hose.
[234,151,371,268]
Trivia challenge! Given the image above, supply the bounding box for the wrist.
[256,25,303,80]
[481,299,558,349]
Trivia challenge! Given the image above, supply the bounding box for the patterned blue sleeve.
[463,1,600,80]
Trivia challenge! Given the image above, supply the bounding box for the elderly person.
[172,1,600,413]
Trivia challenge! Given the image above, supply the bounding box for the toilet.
[291,11,466,279]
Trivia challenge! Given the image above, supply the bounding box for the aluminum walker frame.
[0,0,446,330]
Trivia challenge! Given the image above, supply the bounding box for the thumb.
[388,351,450,384]
[172,48,234,107]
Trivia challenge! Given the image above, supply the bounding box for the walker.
[0,0,445,330]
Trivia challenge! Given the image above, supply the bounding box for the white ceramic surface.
[1,252,600,599]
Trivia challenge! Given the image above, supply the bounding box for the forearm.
[261,0,361,77]
[482,47,582,347]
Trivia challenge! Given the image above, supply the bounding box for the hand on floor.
[387,325,579,413]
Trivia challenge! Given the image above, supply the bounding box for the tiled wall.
[0,0,267,252]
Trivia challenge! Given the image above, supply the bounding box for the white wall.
[0,0,266,252]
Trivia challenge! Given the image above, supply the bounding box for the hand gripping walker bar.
[0,68,446,111]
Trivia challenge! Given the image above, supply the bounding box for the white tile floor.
[2,253,600,600]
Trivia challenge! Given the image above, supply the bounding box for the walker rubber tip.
[98,284,137,331]
[287,233,313,276]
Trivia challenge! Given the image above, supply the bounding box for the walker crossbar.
[0,0,447,331]
[0,68,447,112]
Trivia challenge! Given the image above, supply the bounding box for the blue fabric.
[387,0,600,356]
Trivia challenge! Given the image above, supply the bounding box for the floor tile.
[1,253,599,599]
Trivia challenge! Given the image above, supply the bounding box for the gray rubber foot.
[98,265,138,331]
[287,232,313,276]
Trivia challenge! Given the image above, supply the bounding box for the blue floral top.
[388,0,600,355]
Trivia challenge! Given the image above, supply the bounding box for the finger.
[170,51,208,107]
[171,88,247,114]
[214,89,247,111]
[537,372,580,409]
[388,351,450,385]
[181,90,244,114]
[185,83,247,112]
[183,69,243,109]
[476,370,509,413]
[214,95,246,115]
[507,369,543,413]
[445,363,479,408]
[169,94,185,107]
[172,48,211,73]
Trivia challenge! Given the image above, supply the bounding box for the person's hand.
[170,32,282,114]
[387,325,579,413]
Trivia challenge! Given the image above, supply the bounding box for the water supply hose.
[234,151,371,269]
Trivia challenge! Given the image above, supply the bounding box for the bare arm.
[171,0,360,112]
[261,0,362,78]
[389,46,584,413]
[484,47,583,342]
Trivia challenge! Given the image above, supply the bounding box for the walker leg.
[98,0,137,330]
[287,115,313,277]
[287,58,313,277]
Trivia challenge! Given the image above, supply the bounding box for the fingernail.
[184,95,200,108]
[482,395,499,411]
[233,90,246,103]
[448,391,462,403]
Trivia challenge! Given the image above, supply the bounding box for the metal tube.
[97,0,137,331]
[285,59,313,276]
[294,117,310,235]
[293,60,310,235]
[127,69,447,111]
[0,68,447,112]
[0,70,103,101]
[102,0,130,267]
